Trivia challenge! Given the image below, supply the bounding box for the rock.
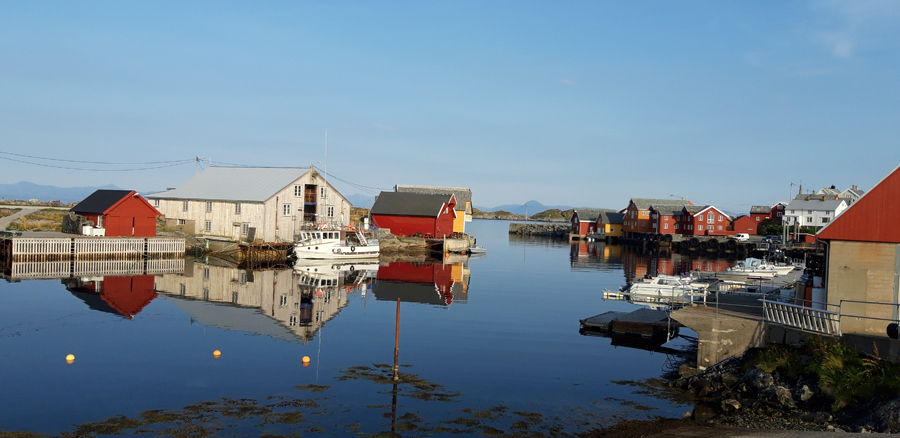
[682,411,692,420]
[761,386,795,409]
[801,412,832,424]
[744,368,774,391]
[692,403,718,422]
[721,398,741,412]
[721,372,739,387]
[865,397,900,433]
[796,384,814,402]
[679,364,699,376]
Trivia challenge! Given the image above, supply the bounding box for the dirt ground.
[581,418,892,437]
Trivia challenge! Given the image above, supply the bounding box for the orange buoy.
[213,350,222,358]
[65,354,75,364]
[302,356,311,364]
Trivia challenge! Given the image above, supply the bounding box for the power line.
[0,155,194,172]
[0,150,193,165]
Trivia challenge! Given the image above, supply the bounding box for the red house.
[677,205,733,236]
[375,261,459,306]
[732,215,758,235]
[65,275,158,319]
[571,210,597,235]
[749,205,772,223]
[71,190,160,237]
[370,192,457,238]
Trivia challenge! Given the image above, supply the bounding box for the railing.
[763,298,841,336]
[6,258,186,280]
[7,236,185,261]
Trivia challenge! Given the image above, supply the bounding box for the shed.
[370,192,457,238]
[71,190,160,237]
[816,164,900,335]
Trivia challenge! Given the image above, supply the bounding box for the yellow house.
[394,185,472,234]
[596,211,625,241]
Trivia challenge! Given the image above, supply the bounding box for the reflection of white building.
[153,261,373,343]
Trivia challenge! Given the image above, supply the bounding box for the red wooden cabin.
[370,192,457,238]
[71,190,160,237]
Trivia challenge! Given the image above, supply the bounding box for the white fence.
[5,236,184,261]
[10,260,71,279]
[6,258,186,280]
[763,299,841,336]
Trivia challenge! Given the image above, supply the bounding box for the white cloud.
[809,0,900,58]
[559,79,574,85]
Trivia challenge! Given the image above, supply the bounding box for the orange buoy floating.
[302,356,311,364]
[213,350,222,358]
[65,354,75,364]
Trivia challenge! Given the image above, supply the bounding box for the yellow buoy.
[302,356,310,364]
[65,354,75,364]
[213,350,222,358]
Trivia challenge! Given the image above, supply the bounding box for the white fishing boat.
[293,229,380,260]
[725,258,793,277]
[294,260,380,287]
[614,275,709,304]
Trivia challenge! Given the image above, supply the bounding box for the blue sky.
[1,1,898,212]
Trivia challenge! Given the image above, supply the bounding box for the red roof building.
[370,192,457,238]
[676,205,733,236]
[71,190,160,237]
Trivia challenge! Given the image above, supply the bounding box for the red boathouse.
[71,190,160,237]
[370,192,457,238]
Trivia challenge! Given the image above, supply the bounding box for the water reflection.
[154,259,377,344]
[373,259,470,306]
[63,275,158,319]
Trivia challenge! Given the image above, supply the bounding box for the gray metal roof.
[395,185,472,212]
[573,208,614,221]
[785,199,846,212]
[371,191,454,217]
[598,212,624,224]
[630,198,692,210]
[160,295,299,343]
[750,206,771,214]
[148,167,311,203]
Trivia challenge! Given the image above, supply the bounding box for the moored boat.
[293,229,380,260]
[725,257,793,277]
[612,274,709,304]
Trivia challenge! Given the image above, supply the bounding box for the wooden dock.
[580,308,682,338]
[1,232,184,261]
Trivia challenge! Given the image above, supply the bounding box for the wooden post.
[393,297,400,381]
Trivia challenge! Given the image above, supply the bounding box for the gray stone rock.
[721,398,741,412]
[721,371,739,387]
[865,397,900,432]
[796,384,814,402]
[692,403,718,422]
[745,368,774,390]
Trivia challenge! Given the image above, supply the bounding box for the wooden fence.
[4,237,184,261]
[6,258,185,280]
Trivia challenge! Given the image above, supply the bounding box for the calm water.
[0,220,722,436]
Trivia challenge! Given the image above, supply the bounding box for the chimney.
[852,185,858,191]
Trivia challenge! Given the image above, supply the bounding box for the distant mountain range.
[475,201,576,215]
[0,182,126,203]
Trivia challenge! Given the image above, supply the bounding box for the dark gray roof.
[750,206,771,214]
[683,205,706,214]
[395,185,471,212]
[72,189,134,214]
[630,198,692,210]
[148,167,316,203]
[651,205,689,216]
[371,192,454,217]
[598,212,624,224]
[573,208,614,221]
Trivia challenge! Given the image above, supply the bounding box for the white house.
[147,166,351,243]
[783,197,848,228]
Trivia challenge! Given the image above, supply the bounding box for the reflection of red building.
[64,275,158,319]
[374,261,465,306]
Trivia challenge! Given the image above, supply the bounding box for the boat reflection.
[569,241,622,271]
[153,259,377,343]
[372,260,470,306]
[620,246,735,285]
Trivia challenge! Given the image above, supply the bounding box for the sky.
[1,1,898,212]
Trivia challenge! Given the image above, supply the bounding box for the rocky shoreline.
[664,348,900,434]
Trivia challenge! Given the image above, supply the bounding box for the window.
[674,223,679,229]
[707,214,714,223]
[179,283,185,296]
[241,222,249,236]
[664,223,668,229]
[232,292,239,304]
[806,217,813,223]
[283,203,292,216]
[235,202,241,214]
[294,185,303,197]
[777,212,783,217]
[289,315,297,326]
[791,210,795,214]
[205,220,211,232]
[203,268,210,279]
[640,221,645,226]
[822,217,830,223]
[203,288,209,300]
[239,272,247,284]
[320,187,326,199]
[178,219,186,225]
[327,206,334,218]
[718,225,722,230]
[182,200,188,212]
[280,295,288,307]
[206,201,212,212]
[756,217,760,222]
[698,225,704,231]
[153,198,159,207]
[718,215,723,221]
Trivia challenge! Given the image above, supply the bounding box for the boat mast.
[324,129,328,228]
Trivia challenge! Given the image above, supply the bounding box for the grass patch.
[0,208,21,219]
[6,209,66,232]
